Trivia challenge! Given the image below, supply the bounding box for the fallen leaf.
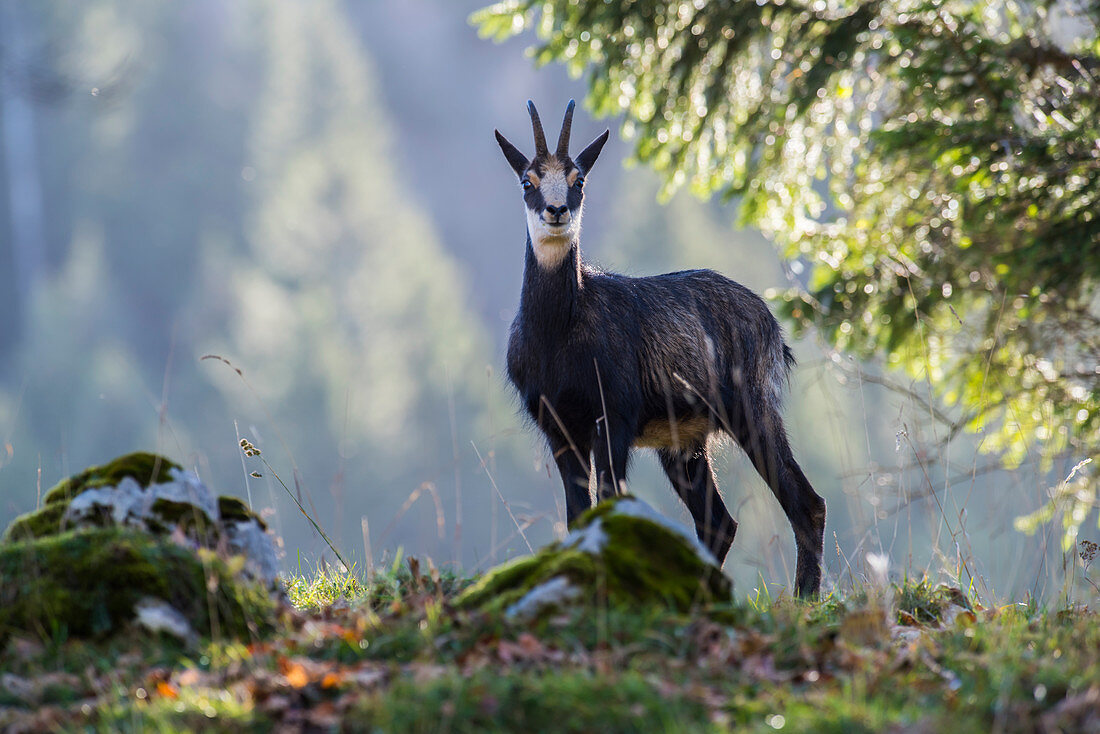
[941,604,976,628]
[246,641,273,656]
[897,610,921,627]
[279,657,311,689]
[155,681,179,699]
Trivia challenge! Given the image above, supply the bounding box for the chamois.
[495,101,826,597]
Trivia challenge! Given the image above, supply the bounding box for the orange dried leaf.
[156,681,179,699]
[286,665,310,689]
[279,657,311,689]
[897,610,921,627]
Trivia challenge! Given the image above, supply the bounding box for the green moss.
[3,454,268,547]
[0,527,275,642]
[218,496,267,530]
[2,503,69,543]
[457,500,730,616]
[570,499,619,528]
[4,453,182,542]
[148,498,201,524]
[147,498,219,542]
[458,550,600,613]
[597,513,730,606]
[41,452,180,507]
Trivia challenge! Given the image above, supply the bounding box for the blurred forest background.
[0,0,1095,601]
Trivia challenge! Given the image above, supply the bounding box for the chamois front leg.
[593,414,631,502]
[549,434,593,523]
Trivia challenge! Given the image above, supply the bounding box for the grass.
[1,560,1097,732]
[282,564,366,611]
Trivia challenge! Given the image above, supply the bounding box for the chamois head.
[495,100,610,268]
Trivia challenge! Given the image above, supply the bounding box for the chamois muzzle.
[544,204,569,224]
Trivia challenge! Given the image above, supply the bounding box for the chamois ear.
[575,129,610,174]
[495,130,530,178]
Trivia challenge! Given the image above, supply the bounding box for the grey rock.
[65,477,149,527]
[63,469,220,531]
[152,468,221,521]
[562,516,608,555]
[224,519,280,585]
[61,469,278,586]
[134,597,197,642]
[506,577,580,619]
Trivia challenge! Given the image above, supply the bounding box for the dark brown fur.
[496,101,826,597]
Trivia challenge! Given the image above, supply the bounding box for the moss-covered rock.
[0,452,280,643]
[0,527,274,641]
[219,495,267,530]
[2,502,68,543]
[457,496,731,617]
[42,452,180,506]
[3,452,276,583]
[5,453,182,541]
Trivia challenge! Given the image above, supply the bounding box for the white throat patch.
[527,162,582,269]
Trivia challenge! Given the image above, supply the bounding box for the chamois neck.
[519,233,583,333]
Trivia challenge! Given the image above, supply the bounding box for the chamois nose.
[545,204,568,220]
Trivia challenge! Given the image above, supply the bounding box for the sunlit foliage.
[473,0,1100,545]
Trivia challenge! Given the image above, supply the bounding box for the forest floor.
[1,560,1098,733]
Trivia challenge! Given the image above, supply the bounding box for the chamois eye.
[522,180,533,191]
[574,175,585,189]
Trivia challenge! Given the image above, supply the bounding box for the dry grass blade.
[472,441,534,554]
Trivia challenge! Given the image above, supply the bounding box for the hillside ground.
[1,560,1097,733]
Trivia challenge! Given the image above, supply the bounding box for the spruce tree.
[474,0,1100,546]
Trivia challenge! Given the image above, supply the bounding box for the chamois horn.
[527,100,548,156]
[556,99,575,158]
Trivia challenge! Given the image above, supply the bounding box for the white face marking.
[526,159,583,269]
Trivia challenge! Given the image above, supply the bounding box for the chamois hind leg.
[658,448,737,564]
[733,402,826,598]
